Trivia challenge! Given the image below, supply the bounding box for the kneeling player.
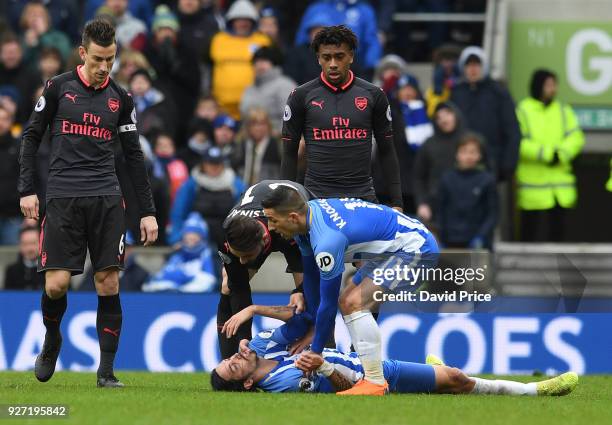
[211,305,578,396]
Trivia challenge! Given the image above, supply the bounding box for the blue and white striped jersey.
[248,328,364,393]
[296,198,436,280]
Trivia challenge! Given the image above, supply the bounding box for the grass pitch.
[1,372,610,425]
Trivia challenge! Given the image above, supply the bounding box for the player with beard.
[216,180,315,359]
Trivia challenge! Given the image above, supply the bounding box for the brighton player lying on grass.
[210,304,578,395]
[261,187,439,395]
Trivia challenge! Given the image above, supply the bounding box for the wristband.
[317,360,334,377]
[291,285,304,295]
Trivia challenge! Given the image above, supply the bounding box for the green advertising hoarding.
[509,21,612,129]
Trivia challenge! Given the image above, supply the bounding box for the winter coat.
[210,31,271,119]
[240,67,297,134]
[169,168,245,245]
[450,48,520,181]
[413,102,466,208]
[437,167,498,249]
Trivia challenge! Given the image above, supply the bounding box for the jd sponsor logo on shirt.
[316,252,335,272]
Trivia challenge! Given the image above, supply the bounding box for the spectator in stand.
[98,0,147,51]
[37,47,64,83]
[6,0,80,44]
[438,133,497,250]
[4,226,44,290]
[516,69,585,242]
[240,46,296,135]
[396,73,433,151]
[152,132,189,205]
[0,33,40,126]
[371,55,417,213]
[113,49,152,90]
[77,231,150,292]
[258,7,286,53]
[179,118,215,171]
[236,107,282,186]
[129,68,177,140]
[176,0,221,63]
[295,0,381,77]
[193,95,219,123]
[169,146,245,247]
[213,114,240,169]
[145,5,201,142]
[19,2,71,70]
[413,102,466,226]
[0,104,22,245]
[209,0,271,119]
[373,54,408,96]
[85,0,153,28]
[284,13,335,85]
[143,212,217,293]
[425,44,462,117]
[450,46,521,182]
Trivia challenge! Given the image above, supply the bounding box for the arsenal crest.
[355,97,368,111]
[108,98,120,112]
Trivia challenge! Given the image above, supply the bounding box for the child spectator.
[179,118,215,171]
[152,132,189,205]
[129,68,177,140]
[213,114,240,169]
[193,95,220,123]
[143,212,217,293]
[396,74,433,151]
[413,102,466,224]
[38,47,64,83]
[438,133,498,250]
[169,146,245,247]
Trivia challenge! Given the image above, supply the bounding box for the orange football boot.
[336,379,389,396]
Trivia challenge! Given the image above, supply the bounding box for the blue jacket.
[143,213,218,293]
[169,173,246,245]
[295,0,381,70]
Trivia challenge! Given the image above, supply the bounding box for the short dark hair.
[82,18,116,48]
[311,25,358,54]
[261,186,307,214]
[210,368,253,392]
[457,131,484,152]
[225,215,264,252]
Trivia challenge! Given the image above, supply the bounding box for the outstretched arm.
[295,352,354,392]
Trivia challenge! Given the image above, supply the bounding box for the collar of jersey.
[320,70,355,92]
[76,65,110,91]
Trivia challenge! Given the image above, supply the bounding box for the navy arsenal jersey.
[19,66,144,202]
[281,71,394,200]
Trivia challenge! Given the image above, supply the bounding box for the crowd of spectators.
[1,0,588,293]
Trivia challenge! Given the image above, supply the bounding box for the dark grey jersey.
[19,67,155,216]
[281,71,399,203]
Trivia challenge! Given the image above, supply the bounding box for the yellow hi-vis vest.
[607,159,612,192]
[515,97,585,210]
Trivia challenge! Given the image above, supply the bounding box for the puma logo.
[103,327,120,337]
[311,100,324,110]
[65,93,77,103]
